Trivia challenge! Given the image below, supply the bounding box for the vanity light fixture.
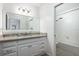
[18,7,31,13]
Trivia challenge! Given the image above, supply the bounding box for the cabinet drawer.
[18,37,46,45]
[31,45,45,53]
[3,52,17,56]
[2,46,17,56]
[31,50,45,56]
[2,41,17,48]
[30,41,46,52]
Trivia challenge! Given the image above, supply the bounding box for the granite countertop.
[0,33,47,42]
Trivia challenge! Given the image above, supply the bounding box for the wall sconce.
[18,7,31,14]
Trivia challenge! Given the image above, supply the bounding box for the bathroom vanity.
[0,11,49,56]
[0,33,49,56]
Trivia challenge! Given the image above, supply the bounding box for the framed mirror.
[6,12,35,30]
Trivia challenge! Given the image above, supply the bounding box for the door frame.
[54,3,63,56]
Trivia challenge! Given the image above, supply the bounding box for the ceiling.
[28,3,53,7]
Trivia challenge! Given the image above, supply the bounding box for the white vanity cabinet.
[18,37,47,56]
[0,36,47,56]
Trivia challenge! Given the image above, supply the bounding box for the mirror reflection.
[6,12,40,31]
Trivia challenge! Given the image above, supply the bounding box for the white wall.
[3,3,39,17]
[56,4,79,47]
[40,3,56,55]
[0,3,3,35]
[2,3,40,31]
[0,4,3,30]
[56,3,79,15]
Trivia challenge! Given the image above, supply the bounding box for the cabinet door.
[18,44,31,56]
